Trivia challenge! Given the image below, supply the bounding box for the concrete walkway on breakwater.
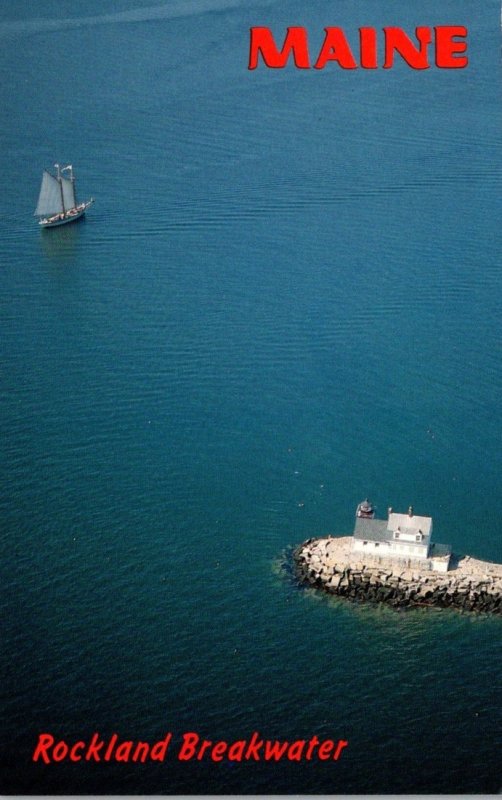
[294,536,502,613]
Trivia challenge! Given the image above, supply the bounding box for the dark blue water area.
[1,0,501,794]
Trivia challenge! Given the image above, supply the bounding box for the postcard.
[1,0,500,794]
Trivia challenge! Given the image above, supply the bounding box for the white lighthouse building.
[352,500,451,572]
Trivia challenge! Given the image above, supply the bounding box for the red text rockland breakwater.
[248,26,468,70]
[32,732,348,764]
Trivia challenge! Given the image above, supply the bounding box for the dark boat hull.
[39,199,94,228]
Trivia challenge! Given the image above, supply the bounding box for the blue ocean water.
[1,0,501,794]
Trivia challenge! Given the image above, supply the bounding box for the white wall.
[352,539,428,558]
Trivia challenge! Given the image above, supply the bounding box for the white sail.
[34,170,63,216]
[61,176,76,210]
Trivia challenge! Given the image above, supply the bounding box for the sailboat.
[34,164,94,228]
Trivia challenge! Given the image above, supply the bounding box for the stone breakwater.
[294,536,502,614]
